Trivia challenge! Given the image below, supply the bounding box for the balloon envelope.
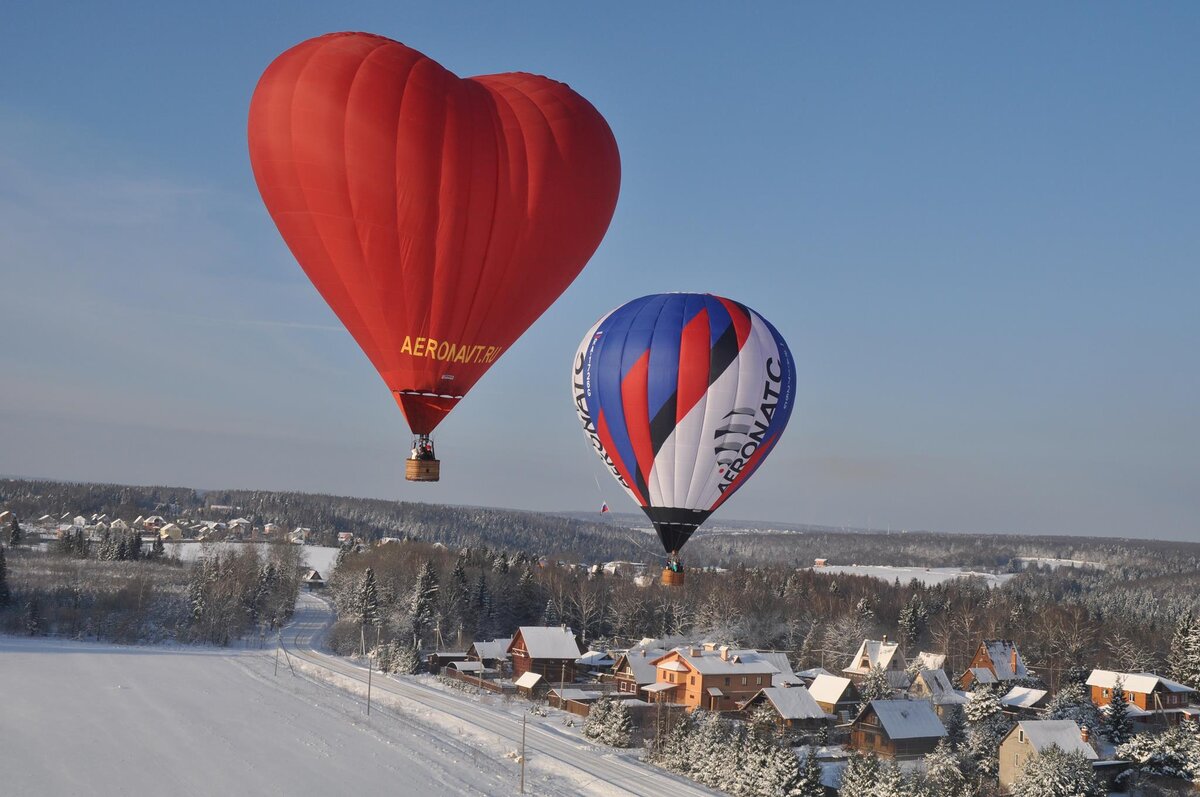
[249,32,621,434]
[572,293,796,553]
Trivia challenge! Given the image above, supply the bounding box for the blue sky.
[2,3,1197,541]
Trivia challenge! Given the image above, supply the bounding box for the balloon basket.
[661,567,685,587]
[405,458,440,482]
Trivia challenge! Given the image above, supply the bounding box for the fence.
[438,666,517,696]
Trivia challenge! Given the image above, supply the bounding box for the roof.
[449,661,485,673]
[644,682,679,694]
[797,667,833,679]
[469,638,512,662]
[514,672,543,689]
[1001,686,1049,709]
[843,639,903,674]
[862,700,946,740]
[510,627,584,660]
[968,667,997,684]
[653,647,779,676]
[913,651,946,671]
[808,674,855,705]
[659,661,689,672]
[751,687,828,720]
[549,688,601,701]
[616,648,669,685]
[707,687,724,697]
[576,650,616,667]
[1085,669,1195,695]
[1013,720,1097,759]
[915,669,969,704]
[981,640,1028,680]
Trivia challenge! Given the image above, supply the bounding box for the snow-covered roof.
[1013,720,1097,759]
[449,661,484,673]
[913,651,946,671]
[797,667,833,679]
[644,682,678,694]
[1085,670,1195,695]
[576,650,615,667]
[914,669,969,704]
[616,648,668,685]
[550,688,601,702]
[863,700,946,740]
[514,672,543,689]
[808,675,855,705]
[658,661,689,673]
[510,627,583,660]
[655,647,779,676]
[1001,686,1049,709]
[968,667,997,684]
[843,639,903,674]
[749,687,828,721]
[981,640,1028,680]
[469,638,512,662]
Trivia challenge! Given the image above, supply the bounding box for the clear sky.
[2,3,1197,542]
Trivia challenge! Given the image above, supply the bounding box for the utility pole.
[519,713,527,795]
[274,636,281,676]
[366,646,373,716]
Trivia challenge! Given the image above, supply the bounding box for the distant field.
[808,564,1016,588]
[165,542,339,574]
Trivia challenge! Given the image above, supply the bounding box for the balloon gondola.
[248,32,621,482]
[572,293,796,584]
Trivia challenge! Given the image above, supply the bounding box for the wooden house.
[467,638,512,671]
[741,686,830,731]
[998,720,1096,792]
[612,646,668,698]
[960,640,1029,690]
[842,638,910,689]
[808,674,861,720]
[999,686,1050,716]
[1086,670,1198,725]
[507,626,585,685]
[907,669,970,718]
[645,646,779,712]
[849,700,946,759]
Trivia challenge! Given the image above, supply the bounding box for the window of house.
[741,677,747,685]
[1103,689,1110,698]
[725,677,730,686]
[690,676,695,685]
[1018,730,1024,743]
[756,676,762,685]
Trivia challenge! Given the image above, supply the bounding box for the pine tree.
[898,597,924,651]
[792,748,825,797]
[0,546,11,608]
[919,739,967,796]
[966,685,1012,779]
[874,759,910,797]
[1010,745,1104,797]
[359,568,380,628]
[8,515,21,547]
[26,596,42,636]
[392,642,420,674]
[584,695,611,742]
[151,532,164,559]
[1103,676,1133,746]
[128,531,142,561]
[1045,681,1101,740]
[838,752,879,796]
[1168,610,1200,690]
[542,598,560,626]
[858,665,894,712]
[943,703,966,751]
[408,560,439,643]
[606,697,632,748]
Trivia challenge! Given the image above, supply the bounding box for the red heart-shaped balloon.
[249,32,620,434]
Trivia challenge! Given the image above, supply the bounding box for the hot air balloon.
[249,32,620,481]
[572,293,796,584]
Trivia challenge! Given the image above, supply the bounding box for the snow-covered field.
[0,594,714,796]
[165,541,339,574]
[809,564,1015,588]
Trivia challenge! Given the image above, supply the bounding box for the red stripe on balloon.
[621,350,655,489]
[676,308,711,423]
[596,409,647,506]
[716,296,752,353]
[709,433,780,512]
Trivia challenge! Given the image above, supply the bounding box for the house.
[109,519,130,532]
[467,638,512,671]
[808,674,861,720]
[908,669,970,717]
[73,515,88,528]
[1000,686,1050,716]
[158,523,184,540]
[998,720,1097,792]
[960,640,1029,689]
[741,686,830,731]
[228,518,251,537]
[646,646,779,712]
[612,646,668,697]
[262,523,280,538]
[1086,670,1198,725]
[301,569,325,589]
[507,627,586,685]
[337,532,354,545]
[515,671,546,697]
[0,510,13,525]
[814,558,828,567]
[850,699,946,759]
[427,651,469,671]
[843,638,910,689]
[911,651,946,672]
[289,527,312,544]
[796,666,833,685]
[142,515,166,529]
[758,651,805,687]
[576,650,616,672]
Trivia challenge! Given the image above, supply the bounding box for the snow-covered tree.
[1116,719,1200,786]
[1102,676,1133,746]
[898,596,926,651]
[0,546,11,608]
[390,642,420,675]
[26,596,42,636]
[965,685,1012,778]
[838,752,879,796]
[792,748,825,797]
[407,560,438,643]
[1045,681,1101,740]
[9,515,22,547]
[918,739,968,796]
[1168,610,1200,690]
[1009,745,1104,797]
[942,703,966,751]
[874,759,912,797]
[358,567,379,628]
[583,696,632,748]
[858,665,893,712]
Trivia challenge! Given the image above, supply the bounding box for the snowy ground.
[0,594,714,796]
[808,564,1016,588]
[164,541,339,573]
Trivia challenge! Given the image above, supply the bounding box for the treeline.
[326,538,1200,699]
[0,541,301,646]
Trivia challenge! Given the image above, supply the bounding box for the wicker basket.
[405,458,440,482]
[660,567,685,587]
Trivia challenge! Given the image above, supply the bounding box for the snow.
[844,639,902,674]
[808,564,1015,588]
[868,699,947,740]
[467,638,511,662]
[658,647,778,676]
[1086,669,1195,695]
[513,626,585,659]
[1015,720,1098,759]
[165,541,340,574]
[1,594,717,797]
[808,674,854,706]
[1001,686,1049,709]
[752,686,828,720]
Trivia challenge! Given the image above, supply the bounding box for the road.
[282,592,715,797]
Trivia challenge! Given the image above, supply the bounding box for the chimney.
[640,648,646,658]
[882,635,888,644]
[720,646,730,662]
[1080,726,1089,744]
[690,647,700,657]
[1011,647,1018,673]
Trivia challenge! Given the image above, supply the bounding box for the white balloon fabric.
[572,293,796,553]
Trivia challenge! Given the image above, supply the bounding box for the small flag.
[600,502,610,514]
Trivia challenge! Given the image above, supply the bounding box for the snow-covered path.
[283,592,716,797]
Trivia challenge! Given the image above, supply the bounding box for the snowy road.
[283,592,716,797]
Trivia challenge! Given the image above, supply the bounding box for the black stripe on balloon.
[708,321,740,387]
[649,390,678,457]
